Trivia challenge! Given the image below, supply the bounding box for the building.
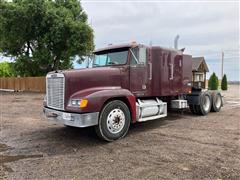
[192,57,209,89]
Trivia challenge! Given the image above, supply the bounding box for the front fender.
[65,87,136,122]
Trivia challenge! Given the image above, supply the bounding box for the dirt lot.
[0,85,240,180]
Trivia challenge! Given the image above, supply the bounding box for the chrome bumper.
[43,107,99,128]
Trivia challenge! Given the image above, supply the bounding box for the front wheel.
[95,100,131,141]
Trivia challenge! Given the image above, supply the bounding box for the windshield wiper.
[93,64,100,67]
[107,62,117,65]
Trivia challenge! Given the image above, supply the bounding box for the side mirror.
[139,47,146,64]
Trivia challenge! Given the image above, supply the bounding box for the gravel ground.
[0,85,239,180]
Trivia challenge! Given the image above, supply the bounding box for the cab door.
[129,46,148,96]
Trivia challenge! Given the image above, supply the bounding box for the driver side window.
[95,54,107,66]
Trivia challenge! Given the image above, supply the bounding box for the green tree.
[0,0,94,76]
[0,61,16,77]
[221,74,228,90]
[208,72,219,90]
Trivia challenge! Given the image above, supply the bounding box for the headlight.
[70,99,81,106]
[69,99,88,108]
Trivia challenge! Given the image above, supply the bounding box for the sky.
[1,0,239,81]
[77,0,240,81]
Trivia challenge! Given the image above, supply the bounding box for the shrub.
[0,61,16,77]
[208,72,219,90]
[221,74,228,90]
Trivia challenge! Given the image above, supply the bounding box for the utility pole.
[221,51,224,79]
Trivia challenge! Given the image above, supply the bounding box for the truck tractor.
[43,42,223,141]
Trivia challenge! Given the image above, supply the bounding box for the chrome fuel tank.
[136,98,167,122]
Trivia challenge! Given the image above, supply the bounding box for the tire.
[95,100,131,142]
[195,92,212,116]
[211,92,222,112]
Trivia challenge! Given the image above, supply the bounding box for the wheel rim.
[215,95,221,108]
[203,95,211,112]
[107,108,125,134]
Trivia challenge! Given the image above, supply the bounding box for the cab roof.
[94,42,138,53]
[93,42,184,55]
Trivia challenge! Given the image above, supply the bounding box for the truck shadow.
[129,112,184,134]
[26,111,194,156]
[48,112,186,140]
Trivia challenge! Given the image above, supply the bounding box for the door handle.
[170,63,173,80]
[148,62,152,80]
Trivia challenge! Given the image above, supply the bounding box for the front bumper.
[43,107,99,128]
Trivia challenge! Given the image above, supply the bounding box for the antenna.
[149,40,152,47]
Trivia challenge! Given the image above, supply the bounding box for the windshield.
[93,49,129,67]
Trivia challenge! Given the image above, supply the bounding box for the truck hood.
[63,67,122,100]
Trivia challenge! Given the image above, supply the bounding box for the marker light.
[80,99,88,108]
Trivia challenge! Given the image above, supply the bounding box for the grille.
[46,74,65,110]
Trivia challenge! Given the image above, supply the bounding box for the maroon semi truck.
[43,42,223,141]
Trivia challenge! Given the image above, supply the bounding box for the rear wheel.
[95,100,131,141]
[195,92,212,116]
[211,92,222,112]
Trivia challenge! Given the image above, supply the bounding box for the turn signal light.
[80,99,88,108]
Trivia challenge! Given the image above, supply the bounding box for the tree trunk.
[52,55,60,71]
